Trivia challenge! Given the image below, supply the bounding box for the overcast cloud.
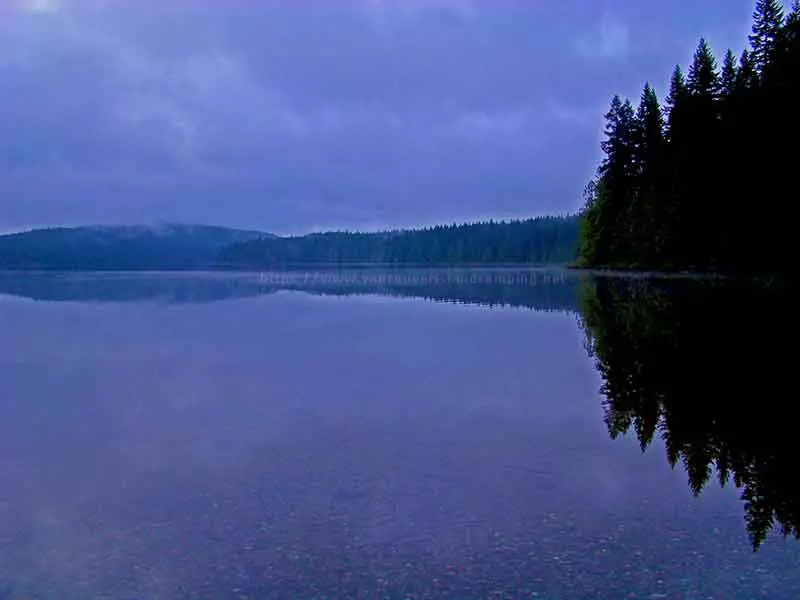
[0,0,761,233]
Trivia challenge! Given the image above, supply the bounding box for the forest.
[0,217,579,270]
[579,0,798,274]
[219,216,579,267]
[579,275,797,549]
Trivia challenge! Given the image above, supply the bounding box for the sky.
[0,0,766,234]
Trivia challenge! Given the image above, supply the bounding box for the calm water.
[0,270,797,599]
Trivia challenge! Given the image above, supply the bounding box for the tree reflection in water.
[579,275,797,549]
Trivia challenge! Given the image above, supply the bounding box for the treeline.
[0,219,579,270]
[219,216,580,267]
[580,0,799,274]
[580,275,797,549]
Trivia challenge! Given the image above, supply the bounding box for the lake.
[0,269,797,599]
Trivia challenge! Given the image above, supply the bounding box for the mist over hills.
[0,224,268,270]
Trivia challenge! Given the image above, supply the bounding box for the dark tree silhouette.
[579,1,798,276]
[687,38,721,97]
[720,49,739,97]
[631,84,666,265]
[735,49,759,92]
[750,0,785,74]
[579,96,637,267]
[685,38,722,270]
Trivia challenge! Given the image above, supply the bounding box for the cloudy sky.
[0,0,764,233]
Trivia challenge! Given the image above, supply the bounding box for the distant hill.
[0,224,269,270]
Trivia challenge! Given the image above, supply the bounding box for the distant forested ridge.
[219,216,580,267]
[580,0,799,274]
[0,225,265,270]
[0,217,579,270]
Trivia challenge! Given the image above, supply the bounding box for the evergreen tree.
[749,0,785,74]
[598,96,637,265]
[735,49,758,92]
[685,39,722,269]
[580,96,639,268]
[631,83,666,265]
[782,3,800,85]
[665,65,690,130]
[633,84,665,182]
[718,50,745,270]
[759,0,800,274]
[662,66,691,268]
[720,49,739,97]
[687,38,721,98]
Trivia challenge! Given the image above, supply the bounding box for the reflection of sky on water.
[0,275,798,598]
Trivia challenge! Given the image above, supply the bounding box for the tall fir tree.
[717,50,743,270]
[720,49,739,97]
[760,0,800,274]
[581,96,637,267]
[735,49,758,92]
[749,0,785,74]
[665,65,690,131]
[661,65,691,268]
[782,3,800,83]
[687,38,721,98]
[685,39,723,269]
[631,83,666,266]
[603,97,637,265]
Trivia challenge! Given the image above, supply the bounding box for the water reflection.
[0,269,580,312]
[0,270,798,597]
[1,269,797,551]
[579,275,798,548]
